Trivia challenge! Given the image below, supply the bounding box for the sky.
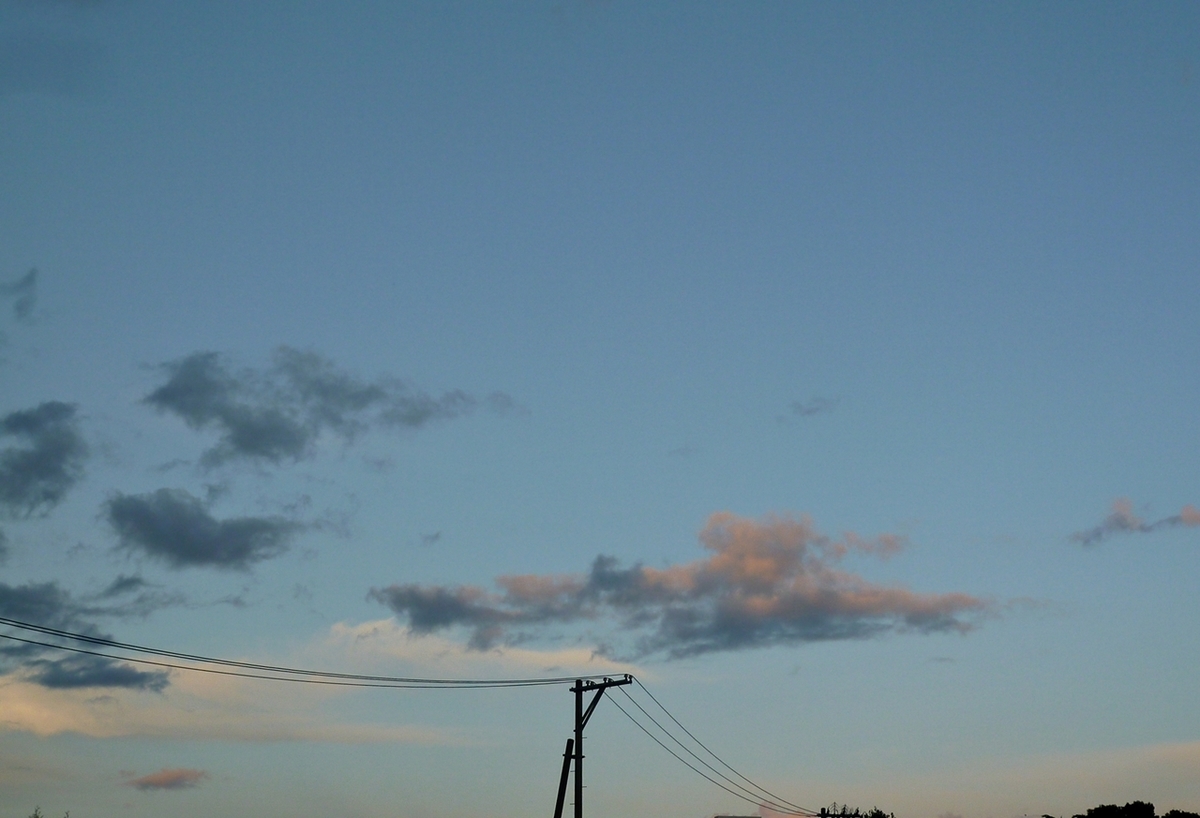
[1,2,1198,817]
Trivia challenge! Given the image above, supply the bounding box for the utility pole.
[552,675,632,818]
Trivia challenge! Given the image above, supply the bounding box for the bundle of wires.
[0,615,819,814]
[0,615,605,688]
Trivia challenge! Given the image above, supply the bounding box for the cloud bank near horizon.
[1071,499,1200,546]
[371,512,988,658]
[0,665,458,743]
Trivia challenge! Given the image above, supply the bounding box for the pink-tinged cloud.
[124,768,209,791]
[370,512,989,658]
[1071,499,1200,546]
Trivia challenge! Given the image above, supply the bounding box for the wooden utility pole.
[551,675,632,818]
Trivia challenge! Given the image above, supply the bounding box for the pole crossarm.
[569,674,633,693]
[574,675,631,730]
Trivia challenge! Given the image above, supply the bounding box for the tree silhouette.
[819,803,894,818]
[1071,802,1199,818]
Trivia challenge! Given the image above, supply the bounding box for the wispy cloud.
[3,616,629,741]
[123,768,209,791]
[0,269,36,321]
[0,581,89,637]
[0,401,89,518]
[0,662,458,743]
[323,618,639,679]
[1070,498,1200,546]
[371,512,987,659]
[143,347,513,467]
[106,488,301,569]
[777,396,839,424]
[0,580,171,691]
[24,655,168,692]
[98,574,149,599]
[790,396,838,417]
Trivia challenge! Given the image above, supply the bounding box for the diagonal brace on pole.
[580,687,607,731]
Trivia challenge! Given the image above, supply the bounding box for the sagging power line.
[0,615,604,687]
[615,685,817,816]
[0,615,818,817]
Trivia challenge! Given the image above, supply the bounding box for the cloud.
[143,347,512,467]
[0,580,172,691]
[0,661,458,743]
[98,574,149,598]
[0,582,83,643]
[323,618,640,678]
[0,269,36,321]
[1070,499,1200,546]
[371,512,987,659]
[89,575,185,619]
[0,401,88,517]
[789,396,838,417]
[123,768,209,791]
[0,529,8,564]
[0,574,180,642]
[24,655,168,692]
[106,488,301,569]
[2,617,625,744]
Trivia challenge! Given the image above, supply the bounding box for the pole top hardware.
[569,674,633,693]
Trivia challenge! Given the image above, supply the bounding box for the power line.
[615,686,785,809]
[607,693,813,817]
[632,677,818,815]
[616,686,815,816]
[1,615,821,814]
[0,631,569,689]
[0,615,612,687]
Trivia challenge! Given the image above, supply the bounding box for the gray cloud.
[123,768,210,791]
[91,573,185,618]
[371,512,987,658]
[0,401,88,517]
[98,574,149,598]
[25,654,168,691]
[106,488,301,569]
[0,269,37,321]
[143,347,512,467]
[1071,498,1200,546]
[0,581,81,633]
[786,396,838,419]
[0,580,171,690]
[0,529,8,564]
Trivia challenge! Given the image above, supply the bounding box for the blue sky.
[1,2,1198,817]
